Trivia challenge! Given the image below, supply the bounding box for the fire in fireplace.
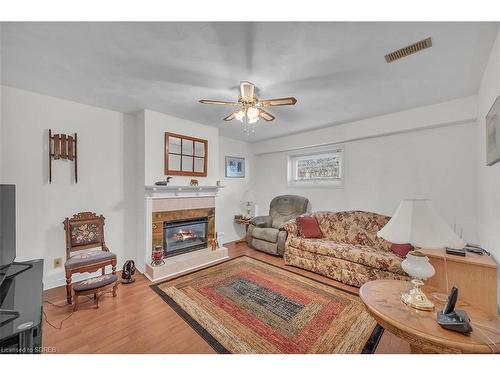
[163,217,208,258]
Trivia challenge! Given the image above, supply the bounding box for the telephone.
[436,286,473,335]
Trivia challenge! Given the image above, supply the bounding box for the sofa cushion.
[288,237,405,275]
[314,211,392,251]
[340,244,405,275]
[297,216,322,238]
[251,227,279,243]
[288,237,349,258]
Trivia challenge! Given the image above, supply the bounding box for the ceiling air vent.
[384,37,432,63]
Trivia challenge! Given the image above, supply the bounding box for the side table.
[234,217,252,245]
[360,279,500,353]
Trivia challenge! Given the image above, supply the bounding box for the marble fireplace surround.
[144,186,228,282]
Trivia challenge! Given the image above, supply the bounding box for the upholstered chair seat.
[65,250,117,270]
[247,195,310,256]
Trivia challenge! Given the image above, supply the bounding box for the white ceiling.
[1,22,498,141]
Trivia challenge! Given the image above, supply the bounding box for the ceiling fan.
[199,81,297,129]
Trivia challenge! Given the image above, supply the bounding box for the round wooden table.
[359,279,500,353]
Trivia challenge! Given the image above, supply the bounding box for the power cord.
[43,290,114,330]
[470,322,500,353]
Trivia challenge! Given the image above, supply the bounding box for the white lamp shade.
[377,199,466,249]
[241,190,256,203]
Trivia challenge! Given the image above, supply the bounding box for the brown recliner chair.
[247,195,310,256]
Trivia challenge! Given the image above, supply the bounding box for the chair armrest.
[250,215,272,228]
[102,244,110,252]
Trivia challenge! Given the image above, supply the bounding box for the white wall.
[253,96,477,155]
[252,101,479,244]
[143,109,219,186]
[216,136,254,243]
[0,86,138,289]
[477,27,500,310]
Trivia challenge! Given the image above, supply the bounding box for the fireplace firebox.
[163,217,208,258]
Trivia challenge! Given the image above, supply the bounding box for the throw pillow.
[391,243,413,257]
[297,216,323,238]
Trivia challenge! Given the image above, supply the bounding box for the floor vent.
[385,37,432,63]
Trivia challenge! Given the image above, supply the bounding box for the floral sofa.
[283,211,409,287]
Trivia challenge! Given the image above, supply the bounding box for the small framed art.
[225,156,245,178]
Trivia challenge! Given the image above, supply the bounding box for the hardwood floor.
[42,242,410,354]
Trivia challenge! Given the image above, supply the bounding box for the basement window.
[287,145,344,188]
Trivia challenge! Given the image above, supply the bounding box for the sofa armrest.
[250,215,272,228]
[282,219,299,237]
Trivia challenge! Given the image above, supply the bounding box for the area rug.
[151,256,382,354]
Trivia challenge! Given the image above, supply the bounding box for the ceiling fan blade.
[240,81,255,101]
[223,112,236,121]
[259,97,297,107]
[199,99,239,106]
[259,109,275,121]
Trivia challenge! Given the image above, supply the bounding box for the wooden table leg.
[235,223,250,244]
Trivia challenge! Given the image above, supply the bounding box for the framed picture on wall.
[225,156,245,178]
[486,96,500,166]
[164,132,208,177]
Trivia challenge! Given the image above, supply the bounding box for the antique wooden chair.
[63,212,117,304]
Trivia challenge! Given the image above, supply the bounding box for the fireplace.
[163,217,208,258]
[145,191,228,282]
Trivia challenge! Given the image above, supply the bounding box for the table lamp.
[378,199,466,311]
[241,190,256,218]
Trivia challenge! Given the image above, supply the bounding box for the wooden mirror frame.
[164,132,208,177]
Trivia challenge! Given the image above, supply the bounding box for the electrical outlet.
[53,258,62,268]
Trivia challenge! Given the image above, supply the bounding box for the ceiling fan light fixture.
[235,110,245,122]
[199,81,297,133]
[246,107,259,122]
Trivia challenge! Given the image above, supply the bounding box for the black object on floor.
[121,260,136,284]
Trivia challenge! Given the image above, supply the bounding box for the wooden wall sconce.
[49,129,78,183]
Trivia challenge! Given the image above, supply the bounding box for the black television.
[0,184,16,289]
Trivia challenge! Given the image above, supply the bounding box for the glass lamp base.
[401,279,435,311]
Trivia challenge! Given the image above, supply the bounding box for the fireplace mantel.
[145,185,222,198]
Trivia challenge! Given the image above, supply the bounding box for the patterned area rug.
[151,256,382,354]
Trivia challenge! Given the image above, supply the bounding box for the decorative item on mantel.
[155,176,172,186]
[48,129,78,183]
[151,245,165,266]
[377,199,466,311]
[190,179,199,186]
